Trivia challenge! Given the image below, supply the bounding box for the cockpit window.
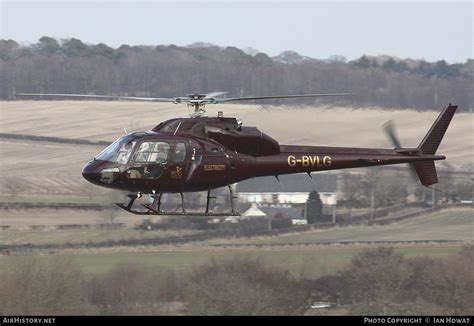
[116,142,136,164]
[133,142,170,163]
[95,136,136,163]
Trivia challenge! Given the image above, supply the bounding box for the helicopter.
[16,91,457,216]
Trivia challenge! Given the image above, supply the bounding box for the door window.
[172,142,186,163]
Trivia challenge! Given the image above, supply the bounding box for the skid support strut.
[142,193,162,213]
[228,185,237,215]
[205,190,216,215]
[180,192,186,214]
[114,193,140,211]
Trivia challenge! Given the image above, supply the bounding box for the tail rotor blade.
[408,163,418,182]
[383,121,417,182]
[383,120,402,148]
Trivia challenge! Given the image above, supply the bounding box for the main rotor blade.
[204,91,228,98]
[15,93,176,102]
[214,93,354,103]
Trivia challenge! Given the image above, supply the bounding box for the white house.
[236,173,337,205]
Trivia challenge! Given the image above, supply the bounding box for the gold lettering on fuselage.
[170,166,183,178]
[204,164,226,171]
[287,155,332,167]
[323,156,332,166]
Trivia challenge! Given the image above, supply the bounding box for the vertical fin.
[418,104,457,155]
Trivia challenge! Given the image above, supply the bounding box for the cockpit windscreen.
[95,135,137,164]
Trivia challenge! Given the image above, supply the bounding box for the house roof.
[241,203,267,217]
[236,173,336,193]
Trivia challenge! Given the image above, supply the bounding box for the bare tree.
[184,257,309,315]
[86,264,184,315]
[419,246,474,314]
[0,255,94,315]
[346,248,412,315]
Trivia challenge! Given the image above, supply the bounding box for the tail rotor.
[383,120,418,181]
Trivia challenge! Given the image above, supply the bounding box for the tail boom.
[254,150,444,177]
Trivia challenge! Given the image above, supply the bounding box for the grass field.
[0,207,144,228]
[2,208,468,278]
[38,245,461,278]
[1,228,201,246]
[2,207,471,246]
[214,208,473,245]
[1,245,465,316]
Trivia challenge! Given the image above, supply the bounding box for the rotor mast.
[184,94,209,117]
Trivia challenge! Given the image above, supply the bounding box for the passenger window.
[172,142,186,163]
[134,141,170,163]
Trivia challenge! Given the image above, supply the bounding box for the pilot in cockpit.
[117,142,134,164]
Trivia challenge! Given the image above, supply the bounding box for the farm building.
[236,173,337,205]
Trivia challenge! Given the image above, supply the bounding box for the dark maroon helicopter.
[17,92,457,215]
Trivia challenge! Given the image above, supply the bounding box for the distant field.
[213,208,473,245]
[0,101,474,196]
[1,228,201,246]
[0,208,142,228]
[1,207,469,278]
[1,101,471,235]
[32,245,461,278]
[3,207,471,247]
[0,101,471,199]
[1,101,471,154]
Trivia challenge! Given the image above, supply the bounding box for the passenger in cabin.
[154,142,169,163]
[135,142,151,163]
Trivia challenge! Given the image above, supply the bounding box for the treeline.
[0,36,472,111]
[1,246,472,315]
[351,55,472,79]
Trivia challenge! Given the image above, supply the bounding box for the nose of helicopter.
[82,160,102,185]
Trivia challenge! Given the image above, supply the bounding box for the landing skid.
[115,186,240,216]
